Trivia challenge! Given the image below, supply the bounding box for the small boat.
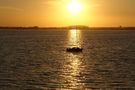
[66,47,83,52]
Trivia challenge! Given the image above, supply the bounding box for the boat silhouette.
[66,47,83,52]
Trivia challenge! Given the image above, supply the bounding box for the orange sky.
[0,0,135,27]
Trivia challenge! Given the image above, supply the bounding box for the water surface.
[0,29,135,90]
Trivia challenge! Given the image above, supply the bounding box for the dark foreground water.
[0,29,135,90]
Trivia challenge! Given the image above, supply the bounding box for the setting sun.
[67,0,83,15]
[0,0,135,90]
[0,0,135,27]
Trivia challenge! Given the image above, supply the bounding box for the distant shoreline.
[0,26,135,30]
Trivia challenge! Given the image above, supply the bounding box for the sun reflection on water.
[68,29,81,47]
[62,29,85,89]
[63,54,84,89]
[68,55,81,88]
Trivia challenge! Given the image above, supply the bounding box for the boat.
[66,47,83,52]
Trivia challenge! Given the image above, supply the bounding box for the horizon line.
[0,26,135,30]
[0,25,135,28]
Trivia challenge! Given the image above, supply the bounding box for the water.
[0,29,135,90]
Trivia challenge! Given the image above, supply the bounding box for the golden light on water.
[61,29,84,89]
[63,54,84,89]
[68,29,81,47]
[68,55,82,88]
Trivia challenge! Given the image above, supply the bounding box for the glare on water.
[68,29,81,47]
[63,29,85,89]
[63,53,85,89]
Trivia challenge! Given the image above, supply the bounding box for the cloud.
[41,0,62,6]
[0,6,23,11]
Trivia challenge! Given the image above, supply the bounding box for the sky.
[0,0,135,27]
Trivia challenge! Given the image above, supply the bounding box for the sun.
[67,0,83,15]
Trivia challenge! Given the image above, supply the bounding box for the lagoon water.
[0,29,135,90]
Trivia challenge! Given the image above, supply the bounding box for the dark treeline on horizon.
[0,26,135,30]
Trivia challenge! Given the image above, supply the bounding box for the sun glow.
[67,0,83,15]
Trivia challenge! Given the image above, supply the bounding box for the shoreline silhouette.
[0,25,135,30]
